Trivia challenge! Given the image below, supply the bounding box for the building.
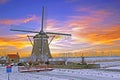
[7,53,19,64]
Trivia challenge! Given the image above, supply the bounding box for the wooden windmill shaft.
[10,7,71,63]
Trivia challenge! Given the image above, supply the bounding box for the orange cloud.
[0,15,38,25]
[66,9,117,45]
[65,16,102,44]
[76,25,120,45]
[0,35,31,49]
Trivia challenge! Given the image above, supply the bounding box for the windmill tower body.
[31,33,51,62]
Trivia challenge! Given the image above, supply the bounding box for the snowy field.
[0,66,120,80]
[51,56,120,68]
[50,56,120,62]
[96,61,120,68]
[106,66,120,70]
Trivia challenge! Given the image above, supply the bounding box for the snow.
[96,61,120,68]
[51,69,120,80]
[0,66,120,80]
[0,66,67,80]
[106,66,120,70]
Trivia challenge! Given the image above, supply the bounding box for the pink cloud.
[76,7,91,12]
[0,0,9,4]
[91,10,112,18]
[67,16,102,30]
[45,19,70,32]
[0,15,38,25]
[76,7,112,18]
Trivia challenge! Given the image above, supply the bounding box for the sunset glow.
[0,0,120,57]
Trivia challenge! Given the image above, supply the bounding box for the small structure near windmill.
[10,7,71,65]
[7,53,20,65]
[0,56,7,66]
[81,53,86,64]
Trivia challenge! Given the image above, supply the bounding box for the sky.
[0,0,120,57]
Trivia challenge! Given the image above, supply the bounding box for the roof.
[7,54,19,58]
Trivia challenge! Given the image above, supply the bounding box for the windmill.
[10,7,71,64]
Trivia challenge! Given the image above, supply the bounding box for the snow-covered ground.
[96,61,120,68]
[0,66,67,80]
[0,66,120,80]
[106,66,120,70]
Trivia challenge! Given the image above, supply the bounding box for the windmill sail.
[40,6,44,32]
[10,29,39,33]
[46,32,71,36]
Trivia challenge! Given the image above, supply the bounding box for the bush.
[18,62,25,66]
